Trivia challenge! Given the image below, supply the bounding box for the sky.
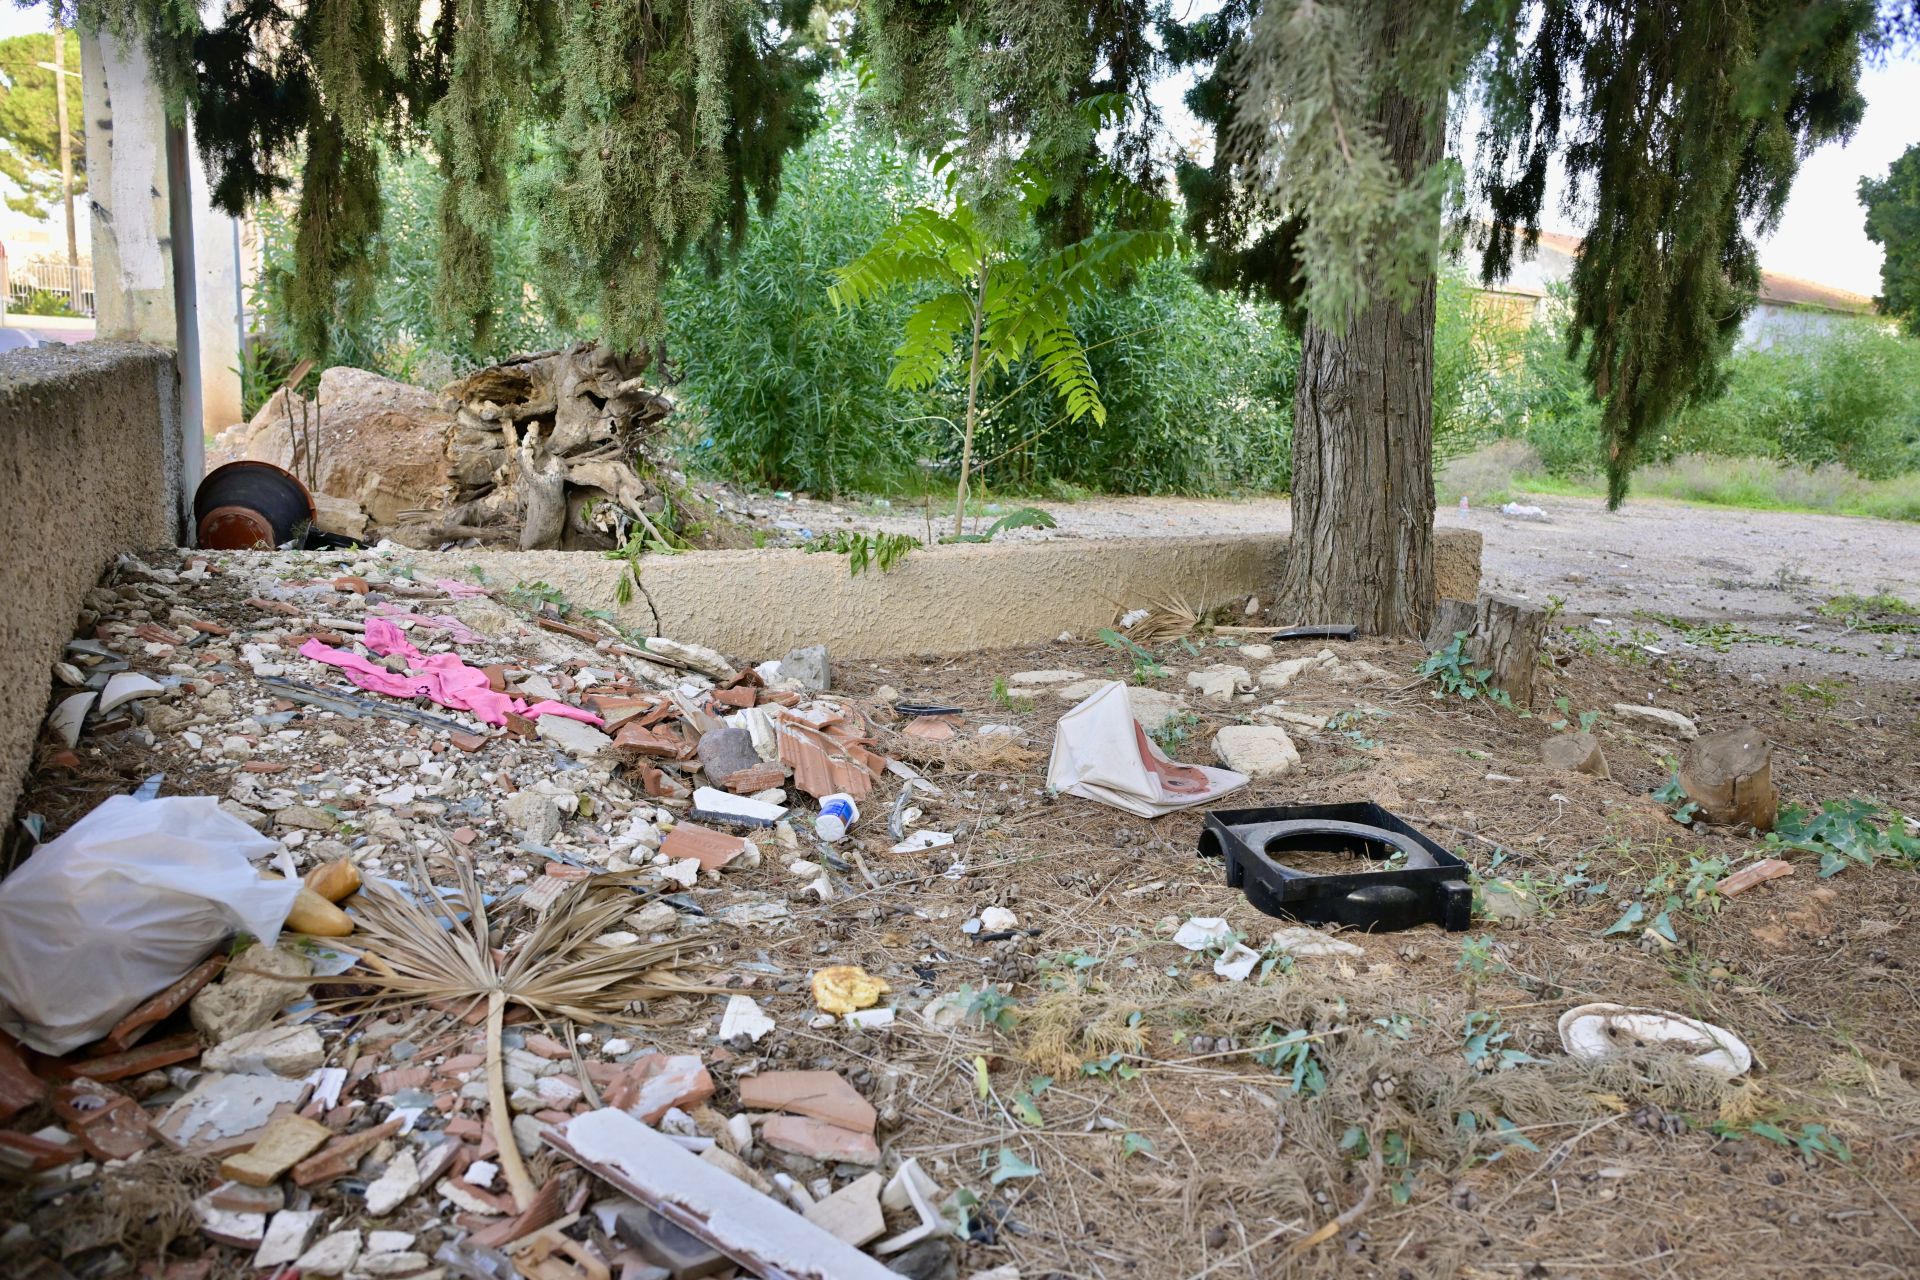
[3,5,1915,297]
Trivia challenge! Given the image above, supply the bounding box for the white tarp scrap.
[1046,681,1247,818]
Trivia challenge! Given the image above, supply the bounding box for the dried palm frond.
[1111,593,1200,644]
[336,859,715,1210]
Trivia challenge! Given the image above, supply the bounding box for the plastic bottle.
[815,793,859,842]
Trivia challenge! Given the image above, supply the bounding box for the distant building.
[1468,228,1877,350]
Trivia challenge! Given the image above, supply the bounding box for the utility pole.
[52,17,77,268]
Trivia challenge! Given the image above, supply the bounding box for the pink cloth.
[300,618,602,728]
[366,604,487,646]
[437,578,489,599]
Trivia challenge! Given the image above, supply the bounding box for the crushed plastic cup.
[814,793,859,842]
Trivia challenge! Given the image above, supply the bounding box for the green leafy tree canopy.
[0,28,85,222]
[1862,143,1920,336]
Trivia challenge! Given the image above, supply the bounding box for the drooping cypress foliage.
[1476,1,1872,505]
[64,0,820,359]
[851,0,1164,239]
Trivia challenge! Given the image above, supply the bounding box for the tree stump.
[1468,592,1545,708]
[1540,731,1608,778]
[1424,597,1478,652]
[1679,728,1777,830]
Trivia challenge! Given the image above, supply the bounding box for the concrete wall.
[0,344,182,823]
[401,528,1482,660]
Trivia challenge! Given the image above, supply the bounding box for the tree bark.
[1276,39,1441,638]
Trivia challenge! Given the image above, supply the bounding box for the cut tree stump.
[1424,598,1478,651]
[1679,727,1777,830]
[1453,592,1546,708]
[1540,731,1608,778]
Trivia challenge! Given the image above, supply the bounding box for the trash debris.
[1499,502,1548,520]
[812,966,889,1015]
[1173,918,1235,951]
[1199,804,1472,932]
[1557,1003,1753,1078]
[1046,681,1246,817]
[1716,857,1794,896]
[548,1108,898,1277]
[0,795,300,1053]
[815,792,860,841]
[890,830,954,854]
[719,995,776,1043]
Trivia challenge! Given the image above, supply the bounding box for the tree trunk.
[1276,50,1441,638]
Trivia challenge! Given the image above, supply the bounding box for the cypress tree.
[858,0,1876,633]
[66,0,821,360]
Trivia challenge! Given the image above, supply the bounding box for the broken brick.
[737,1070,877,1134]
[659,822,748,872]
[291,1117,404,1187]
[60,1032,202,1082]
[100,955,227,1053]
[221,1113,335,1187]
[523,1034,572,1061]
[612,722,694,758]
[602,1054,714,1125]
[708,685,758,710]
[0,1131,77,1172]
[376,1066,432,1095]
[449,731,488,753]
[0,1032,46,1123]
[760,1115,881,1166]
[720,763,788,795]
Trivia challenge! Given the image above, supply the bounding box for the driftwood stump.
[1425,598,1478,651]
[1680,728,1777,830]
[1469,593,1546,708]
[518,427,569,551]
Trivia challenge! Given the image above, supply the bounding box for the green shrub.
[1669,323,1920,479]
[669,77,1305,499]
[665,91,943,495]
[979,258,1299,494]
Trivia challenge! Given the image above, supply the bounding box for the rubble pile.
[0,544,1002,1280]
[210,344,694,552]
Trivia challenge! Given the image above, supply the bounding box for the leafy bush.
[670,77,1302,498]
[980,257,1299,495]
[1480,287,1920,487]
[1671,324,1920,479]
[665,93,943,496]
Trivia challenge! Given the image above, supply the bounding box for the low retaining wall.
[0,343,183,822]
[408,528,1481,660]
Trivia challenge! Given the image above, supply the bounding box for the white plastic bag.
[0,795,300,1053]
[1046,681,1248,818]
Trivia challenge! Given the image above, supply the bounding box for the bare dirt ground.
[6,514,1919,1280]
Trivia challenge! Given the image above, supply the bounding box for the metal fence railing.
[3,258,95,319]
